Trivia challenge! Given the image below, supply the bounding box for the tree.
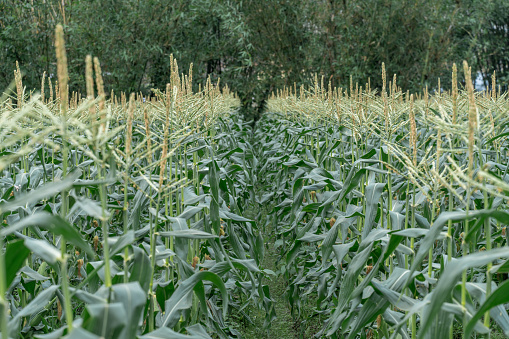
[1,0,507,113]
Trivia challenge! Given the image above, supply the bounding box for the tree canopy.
[1,0,507,118]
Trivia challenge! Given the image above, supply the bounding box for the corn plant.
[3,23,509,339]
[263,67,509,338]
[0,25,274,339]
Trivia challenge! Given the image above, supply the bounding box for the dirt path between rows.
[233,122,314,339]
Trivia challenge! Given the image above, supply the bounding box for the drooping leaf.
[419,247,509,337]
[24,238,62,266]
[129,246,151,292]
[161,271,228,328]
[0,170,81,213]
[361,182,386,239]
[410,209,509,284]
[82,302,127,339]
[97,282,146,339]
[465,280,509,338]
[327,243,374,335]
[158,229,217,239]
[139,327,210,339]
[3,212,94,257]
[9,285,59,325]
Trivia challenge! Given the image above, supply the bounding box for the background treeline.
[1,0,508,118]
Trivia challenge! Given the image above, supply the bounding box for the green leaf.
[69,288,107,304]
[9,285,59,324]
[24,238,62,266]
[161,271,228,328]
[465,280,509,338]
[177,206,202,220]
[491,258,509,274]
[158,229,218,239]
[0,170,81,213]
[139,326,211,339]
[5,239,30,288]
[485,131,509,145]
[130,246,151,292]
[321,223,339,264]
[221,210,253,222]
[73,196,111,220]
[99,283,146,339]
[62,327,101,339]
[110,231,135,256]
[298,232,326,242]
[391,228,429,238]
[20,266,49,281]
[410,209,509,283]
[419,247,509,337]
[361,182,385,239]
[319,161,384,215]
[209,157,220,235]
[82,302,127,339]
[464,210,509,242]
[327,243,374,335]
[424,309,455,339]
[2,212,94,257]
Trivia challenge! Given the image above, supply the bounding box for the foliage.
[0,28,278,338]
[262,67,509,337]
[2,10,509,337]
[469,0,509,90]
[2,0,509,119]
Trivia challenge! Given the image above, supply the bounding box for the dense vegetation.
[262,67,509,338]
[2,9,509,339]
[1,0,509,119]
[1,26,263,339]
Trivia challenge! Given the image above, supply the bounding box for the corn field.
[2,25,509,339]
[262,64,509,338]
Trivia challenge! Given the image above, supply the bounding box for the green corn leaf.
[82,302,127,339]
[465,280,509,338]
[109,231,135,256]
[327,242,373,335]
[485,131,509,145]
[419,247,509,337]
[159,229,218,239]
[161,271,228,328]
[24,238,62,266]
[9,285,59,325]
[139,327,210,339]
[321,223,339,264]
[208,157,220,235]
[97,283,146,339]
[2,212,94,257]
[5,239,30,288]
[464,210,509,242]
[73,196,111,220]
[0,170,81,213]
[409,209,509,285]
[129,246,151,293]
[62,327,101,339]
[361,182,386,240]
